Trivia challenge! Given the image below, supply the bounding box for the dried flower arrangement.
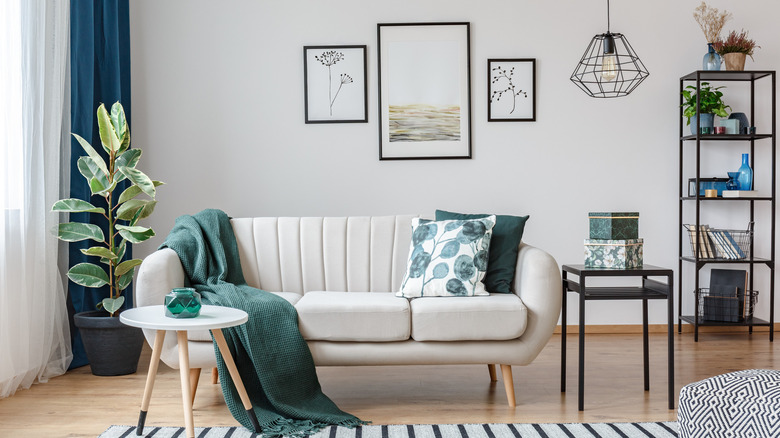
[713,29,760,59]
[693,2,732,43]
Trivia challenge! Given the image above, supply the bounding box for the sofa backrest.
[230,216,416,295]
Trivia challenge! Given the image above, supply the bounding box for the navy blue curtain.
[68,0,132,369]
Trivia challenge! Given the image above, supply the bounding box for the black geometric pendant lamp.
[570,0,649,98]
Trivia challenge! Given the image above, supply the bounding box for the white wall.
[129,0,780,325]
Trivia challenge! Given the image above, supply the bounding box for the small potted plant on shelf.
[681,82,731,135]
[52,102,164,376]
[712,29,760,71]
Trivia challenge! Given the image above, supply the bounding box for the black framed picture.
[304,45,367,123]
[377,22,472,160]
[487,58,536,122]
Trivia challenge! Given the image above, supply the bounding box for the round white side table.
[120,305,260,437]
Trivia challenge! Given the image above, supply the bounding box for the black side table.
[561,264,674,411]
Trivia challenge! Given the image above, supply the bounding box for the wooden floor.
[0,330,776,438]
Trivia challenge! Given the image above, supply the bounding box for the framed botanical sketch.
[304,45,367,123]
[487,58,536,122]
[377,22,472,160]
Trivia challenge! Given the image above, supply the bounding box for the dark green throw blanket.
[161,209,366,436]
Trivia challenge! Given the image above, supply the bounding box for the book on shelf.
[684,224,746,259]
[703,294,740,322]
[709,269,748,319]
[722,190,762,198]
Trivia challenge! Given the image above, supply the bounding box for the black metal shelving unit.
[678,70,776,342]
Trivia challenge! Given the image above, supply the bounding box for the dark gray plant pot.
[74,310,144,376]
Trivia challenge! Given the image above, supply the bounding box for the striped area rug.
[100,422,678,438]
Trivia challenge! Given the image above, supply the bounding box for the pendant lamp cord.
[606,0,610,32]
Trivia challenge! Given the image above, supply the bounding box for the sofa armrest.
[135,248,185,308]
[512,242,561,363]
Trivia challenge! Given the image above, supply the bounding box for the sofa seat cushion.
[296,292,410,341]
[188,291,302,342]
[410,293,527,341]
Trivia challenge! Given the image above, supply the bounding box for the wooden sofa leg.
[487,364,497,382]
[211,367,219,384]
[190,368,201,406]
[500,364,516,407]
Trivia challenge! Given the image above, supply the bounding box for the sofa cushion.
[436,210,529,294]
[398,216,495,298]
[296,291,410,341]
[187,291,302,342]
[410,293,527,341]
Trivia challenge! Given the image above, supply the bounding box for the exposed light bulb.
[601,54,618,81]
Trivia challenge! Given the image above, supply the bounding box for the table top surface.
[120,305,248,330]
[562,264,673,276]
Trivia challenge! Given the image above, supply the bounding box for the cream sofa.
[135,215,561,406]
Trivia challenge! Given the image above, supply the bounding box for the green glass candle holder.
[165,287,201,318]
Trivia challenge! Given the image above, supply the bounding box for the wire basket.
[683,223,753,260]
[696,288,758,322]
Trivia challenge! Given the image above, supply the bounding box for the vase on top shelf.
[737,153,753,191]
[703,43,722,71]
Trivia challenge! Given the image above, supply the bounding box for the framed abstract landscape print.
[304,45,368,123]
[377,22,472,160]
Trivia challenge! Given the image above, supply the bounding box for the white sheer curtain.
[0,0,72,398]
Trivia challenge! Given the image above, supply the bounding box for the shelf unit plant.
[677,70,776,341]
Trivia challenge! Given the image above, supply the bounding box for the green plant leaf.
[57,223,105,242]
[101,296,125,315]
[67,263,109,288]
[114,149,141,184]
[115,259,142,277]
[72,133,109,178]
[119,166,155,199]
[114,240,127,261]
[97,104,121,154]
[80,246,118,261]
[89,176,117,197]
[110,102,129,153]
[117,270,133,291]
[116,224,155,243]
[77,156,110,193]
[51,199,105,215]
[117,180,164,204]
[117,199,156,221]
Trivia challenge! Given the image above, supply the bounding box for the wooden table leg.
[137,330,165,436]
[177,331,195,438]
[211,329,261,432]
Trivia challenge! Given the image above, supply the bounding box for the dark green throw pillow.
[435,210,529,294]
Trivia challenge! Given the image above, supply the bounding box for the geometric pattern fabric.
[678,369,780,438]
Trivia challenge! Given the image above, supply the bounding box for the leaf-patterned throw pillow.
[397,216,495,297]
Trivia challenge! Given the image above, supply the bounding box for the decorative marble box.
[588,212,639,240]
[584,238,644,269]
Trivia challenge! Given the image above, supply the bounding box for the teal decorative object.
[584,239,643,269]
[588,212,639,240]
[165,287,201,318]
[737,153,753,190]
[703,43,722,71]
[726,172,740,190]
[719,119,739,135]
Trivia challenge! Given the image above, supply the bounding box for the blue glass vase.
[703,43,722,71]
[737,153,753,191]
[165,287,202,318]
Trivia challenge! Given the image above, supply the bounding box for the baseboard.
[554,323,780,334]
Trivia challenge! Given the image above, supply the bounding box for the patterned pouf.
[678,369,780,438]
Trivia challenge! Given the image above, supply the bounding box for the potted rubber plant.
[681,82,730,135]
[53,102,163,375]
